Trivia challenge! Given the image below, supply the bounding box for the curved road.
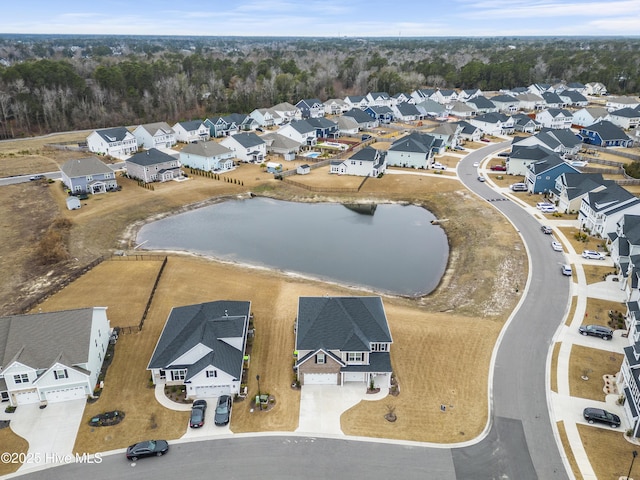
[16,141,571,480]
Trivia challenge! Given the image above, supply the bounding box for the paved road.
[14,141,571,480]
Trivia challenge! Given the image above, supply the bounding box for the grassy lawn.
[556,421,582,480]
[582,264,618,285]
[568,345,623,401]
[578,424,639,479]
[582,298,626,329]
[557,226,607,255]
[0,426,29,476]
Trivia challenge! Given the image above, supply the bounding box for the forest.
[0,35,638,139]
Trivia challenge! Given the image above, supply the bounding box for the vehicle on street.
[582,250,606,260]
[541,225,553,234]
[498,152,510,157]
[551,241,563,252]
[29,175,45,181]
[490,165,507,171]
[431,162,446,170]
[561,264,572,276]
[579,324,614,340]
[583,407,620,427]
[510,183,528,192]
[189,399,207,428]
[477,175,486,182]
[214,395,232,426]
[473,162,480,167]
[126,440,169,461]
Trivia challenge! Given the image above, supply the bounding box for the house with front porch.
[60,157,119,195]
[579,121,634,148]
[524,154,580,194]
[179,141,234,172]
[429,123,461,150]
[344,95,369,110]
[579,183,640,238]
[172,120,210,143]
[511,113,539,134]
[456,120,483,142]
[277,120,318,147]
[458,88,483,101]
[133,122,176,150]
[205,114,257,138]
[386,132,437,169]
[469,112,515,136]
[535,109,574,129]
[86,127,138,158]
[148,300,251,399]
[551,173,607,214]
[296,99,325,119]
[271,102,302,123]
[585,82,608,96]
[125,148,182,183]
[250,108,283,128]
[390,92,414,106]
[432,89,457,104]
[220,132,266,163]
[330,147,386,177]
[366,92,392,107]
[0,307,110,406]
[294,296,393,388]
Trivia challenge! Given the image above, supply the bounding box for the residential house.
[572,107,610,127]
[456,121,483,142]
[133,122,176,150]
[585,82,608,96]
[447,101,476,119]
[524,154,580,194]
[294,296,393,387]
[551,172,607,214]
[271,102,302,123]
[364,105,394,124]
[179,141,234,172]
[148,300,251,398]
[465,96,498,114]
[60,157,118,195]
[390,92,414,106]
[620,308,640,437]
[564,82,587,94]
[489,94,520,113]
[296,98,325,119]
[579,182,640,237]
[415,99,448,120]
[330,147,386,177]
[250,108,283,128]
[205,114,257,138]
[125,148,182,182]
[220,132,266,163]
[277,120,318,147]
[391,102,423,122]
[606,96,640,112]
[507,144,556,176]
[515,92,545,111]
[535,109,574,129]
[432,89,457,104]
[511,113,539,133]
[469,112,515,136]
[528,83,553,96]
[386,132,437,169]
[541,91,567,109]
[457,89,483,101]
[323,98,350,115]
[366,92,392,107]
[410,88,437,103]
[429,123,462,150]
[579,120,633,148]
[172,120,210,143]
[336,115,360,136]
[342,109,379,130]
[607,108,640,131]
[261,132,301,161]
[344,95,369,110]
[0,307,110,406]
[86,127,138,158]
[609,214,640,301]
[558,90,589,107]
[306,117,340,139]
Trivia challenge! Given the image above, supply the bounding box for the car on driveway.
[583,407,620,427]
[537,202,555,210]
[582,250,606,260]
[490,164,507,171]
[561,264,572,276]
[126,440,169,461]
[510,183,528,192]
[454,145,465,151]
[498,152,510,157]
[189,399,207,428]
[431,162,446,170]
[214,395,232,426]
[579,324,613,340]
[551,241,563,252]
[541,225,553,234]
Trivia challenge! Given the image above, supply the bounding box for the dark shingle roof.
[127,148,176,167]
[582,120,630,141]
[227,132,264,148]
[95,127,131,142]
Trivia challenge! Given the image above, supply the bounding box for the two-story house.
[60,157,118,195]
[125,148,182,182]
[132,122,176,150]
[579,182,640,238]
[579,120,633,148]
[220,132,266,163]
[551,173,607,214]
[386,132,437,169]
[179,141,235,172]
[86,127,138,158]
[330,147,386,177]
[296,99,325,119]
[277,120,318,147]
[172,120,210,143]
[535,109,574,129]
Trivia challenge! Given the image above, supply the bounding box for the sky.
[1,0,639,37]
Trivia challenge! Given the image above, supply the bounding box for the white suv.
[582,250,606,260]
[510,183,527,192]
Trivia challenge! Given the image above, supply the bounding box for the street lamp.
[256,374,261,398]
[627,450,638,480]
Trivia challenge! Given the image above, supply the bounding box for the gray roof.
[342,109,373,124]
[390,132,436,153]
[287,120,316,134]
[306,117,338,130]
[528,154,574,175]
[490,94,518,104]
[0,308,97,369]
[148,300,250,380]
[510,144,556,161]
[544,108,573,118]
[465,96,496,110]
[95,127,131,142]
[586,182,637,213]
[559,90,588,103]
[349,146,379,162]
[582,120,630,141]
[61,156,113,178]
[227,132,264,148]
[560,173,605,201]
[610,107,640,119]
[542,128,582,149]
[127,148,177,167]
[395,103,421,116]
[261,132,301,150]
[542,92,565,104]
[139,122,174,136]
[180,141,232,157]
[295,297,392,351]
[177,120,205,131]
[621,215,640,245]
[337,116,359,130]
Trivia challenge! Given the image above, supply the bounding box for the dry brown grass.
[283,165,365,189]
[582,297,627,328]
[0,426,29,476]
[557,421,583,480]
[578,424,638,479]
[566,295,578,327]
[551,342,561,393]
[582,264,618,285]
[568,345,623,401]
[557,226,604,254]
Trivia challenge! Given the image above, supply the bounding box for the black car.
[126,440,169,461]
[583,408,621,427]
[214,395,232,426]
[579,324,613,340]
[189,399,207,428]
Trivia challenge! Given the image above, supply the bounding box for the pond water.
[136,197,448,296]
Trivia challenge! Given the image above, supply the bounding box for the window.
[371,343,388,352]
[14,374,29,384]
[316,353,326,364]
[54,369,68,380]
[347,352,364,362]
[206,370,217,378]
[171,370,186,381]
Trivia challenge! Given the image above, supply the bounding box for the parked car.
[541,225,553,234]
[214,395,232,426]
[481,138,491,142]
[126,440,169,461]
[454,145,465,151]
[536,202,555,210]
[432,162,446,170]
[189,399,207,428]
[582,250,606,260]
[477,175,486,182]
[29,175,45,181]
[583,407,620,428]
[490,165,507,171]
[579,324,614,340]
[551,241,563,252]
[510,183,528,192]
[540,205,557,213]
[498,152,510,157]
[561,264,572,276]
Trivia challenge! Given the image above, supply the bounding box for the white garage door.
[343,372,366,383]
[15,390,40,405]
[304,373,338,385]
[195,385,230,397]
[45,386,86,403]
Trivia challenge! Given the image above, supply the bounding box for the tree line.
[0,35,638,139]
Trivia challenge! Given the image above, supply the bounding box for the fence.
[586,145,640,162]
[284,175,369,193]
[44,143,89,152]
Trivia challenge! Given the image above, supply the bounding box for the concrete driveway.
[296,384,388,435]
[180,397,231,439]
[0,398,86,471]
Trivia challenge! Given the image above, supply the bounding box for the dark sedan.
[579,324,613,340]
[190,399,207,428]
[583,408,620,427]
[214,395,232,426]
[126,440,169,461]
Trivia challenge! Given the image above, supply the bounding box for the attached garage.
[303,373,338,385]
[44,386,87,403]
[343,372,366,383]
[195,385,230,397]
[14,390,40,405]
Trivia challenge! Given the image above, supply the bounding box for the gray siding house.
[60,157,118,194]
[125,148,182,183]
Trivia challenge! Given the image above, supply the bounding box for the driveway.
[1,398,86,471]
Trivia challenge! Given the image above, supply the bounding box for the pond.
[136,197,448,296]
